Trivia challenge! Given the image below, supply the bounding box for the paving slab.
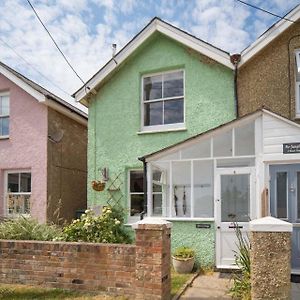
[180,272,300,300]
[180,272,232,300]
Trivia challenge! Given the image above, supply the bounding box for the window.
[0,93,9,137]
[6,172,31,215]
[129,170,144,218]
[295,51,300,116]
[142,70,184,130]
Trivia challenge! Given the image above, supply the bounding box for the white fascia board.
[44,99,87,126]
[75,19,233,104]
[156,22,233,69]
[0,64,45,102]
[75,23,157,103]
[262,109,300,129]
[240,6,300,66]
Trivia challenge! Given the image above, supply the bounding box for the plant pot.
[91,180,105,191]
[172,256,195,274]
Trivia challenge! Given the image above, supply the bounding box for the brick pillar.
[132,218,172,300]
[250,216,292,300]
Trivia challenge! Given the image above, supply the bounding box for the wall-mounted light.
[101,167,109,182]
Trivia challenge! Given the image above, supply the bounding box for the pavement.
[179,272,300,300]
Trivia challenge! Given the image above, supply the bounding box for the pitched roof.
[240,4,300,66]
[0,61,87,122]
[73,17,234,105]
[140,107,300,161]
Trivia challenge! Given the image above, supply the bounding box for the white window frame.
[128,169,144,222]
[141,69,185,132]
[295,51,300,117]
[0,91,9,139]
[4,170,32,216]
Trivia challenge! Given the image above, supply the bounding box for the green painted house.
[74,18,236,267]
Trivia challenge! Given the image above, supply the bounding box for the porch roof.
[140,108,300,162]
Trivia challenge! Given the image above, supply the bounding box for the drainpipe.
[230,54,241,118]
[138,157,147,220]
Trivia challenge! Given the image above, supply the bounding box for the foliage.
[0,217,62,241]
[173,246,195,259]
[58,206,132,244]
[229,224,251,300]
[171,268,193,297]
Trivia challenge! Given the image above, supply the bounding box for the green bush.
[58,206,132,244]
[172,246,195,259]
[229,224,251,300]
[0,217,62,241]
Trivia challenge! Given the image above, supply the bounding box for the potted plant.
[172,246,195,274]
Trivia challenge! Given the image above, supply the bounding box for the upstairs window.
[0,93,9,137]
[142,70,184,131]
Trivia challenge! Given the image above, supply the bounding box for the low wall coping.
[132,217,172,229]
[250,216,292,232]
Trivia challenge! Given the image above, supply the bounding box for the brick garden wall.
[0,220,172,300]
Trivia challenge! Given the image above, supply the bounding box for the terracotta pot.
[91,180,105,191]
[172,256,195,274]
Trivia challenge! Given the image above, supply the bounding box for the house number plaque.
[196,224,211,229]
[283,143,300,154]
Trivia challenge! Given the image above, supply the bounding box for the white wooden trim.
[240,5,300,66]
[295,82,300,117]
[0,65,45,102]
[75,18,233,103]
[147,164,152,216]
[191,160,194,218]
[296,50,300,74]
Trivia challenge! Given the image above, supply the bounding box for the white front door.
[215,167,255,269]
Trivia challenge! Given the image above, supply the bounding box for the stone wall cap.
[132,217,172,229]
[250,216,292,232]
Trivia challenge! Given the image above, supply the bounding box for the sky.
[0,0,299,112]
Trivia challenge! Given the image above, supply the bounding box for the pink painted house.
[0,62,87,223]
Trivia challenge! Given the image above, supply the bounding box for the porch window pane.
[297,172,300,220]
[153,194,162,216]
[221,174,250,222]
[235,122,255,156]
[213,130,232,157]
[193,160,213,217]
[172,161,191,217]
[276,172,287,219]
[181,138,211,159]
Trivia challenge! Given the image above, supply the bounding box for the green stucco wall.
[88,32,235,213]
[171,221,215,268]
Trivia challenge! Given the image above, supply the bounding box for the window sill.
[0,135,9,140]
[137,127,187,135]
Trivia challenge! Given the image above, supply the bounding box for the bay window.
[6,171,31,215]
[142,70,184,131]
[0,92,9,137]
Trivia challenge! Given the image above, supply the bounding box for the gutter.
[138,156,147,220]
[230,54,241,118]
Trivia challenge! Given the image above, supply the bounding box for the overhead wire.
[235,0,298,23]
[0,37,72,98]
[26,0,86,86]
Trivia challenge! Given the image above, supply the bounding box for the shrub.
[59,206,132,244]
[173,246,195,259]
[229,224,251,300]
[0,217,62,241]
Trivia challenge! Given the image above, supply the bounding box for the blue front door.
[270,164,300,273]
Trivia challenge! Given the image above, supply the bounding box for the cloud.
[0,0,298,112]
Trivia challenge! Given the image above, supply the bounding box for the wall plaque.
[283,143,300,154]
[195,224,211,229]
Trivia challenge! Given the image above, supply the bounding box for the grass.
[171,269,194,297]
[0,284,127,300]
[0,270,194,299]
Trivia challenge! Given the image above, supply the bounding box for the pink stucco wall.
[0,74,48,223]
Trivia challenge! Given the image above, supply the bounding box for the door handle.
[229,225,243,229]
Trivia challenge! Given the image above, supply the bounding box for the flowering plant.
[57,205,132,244]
